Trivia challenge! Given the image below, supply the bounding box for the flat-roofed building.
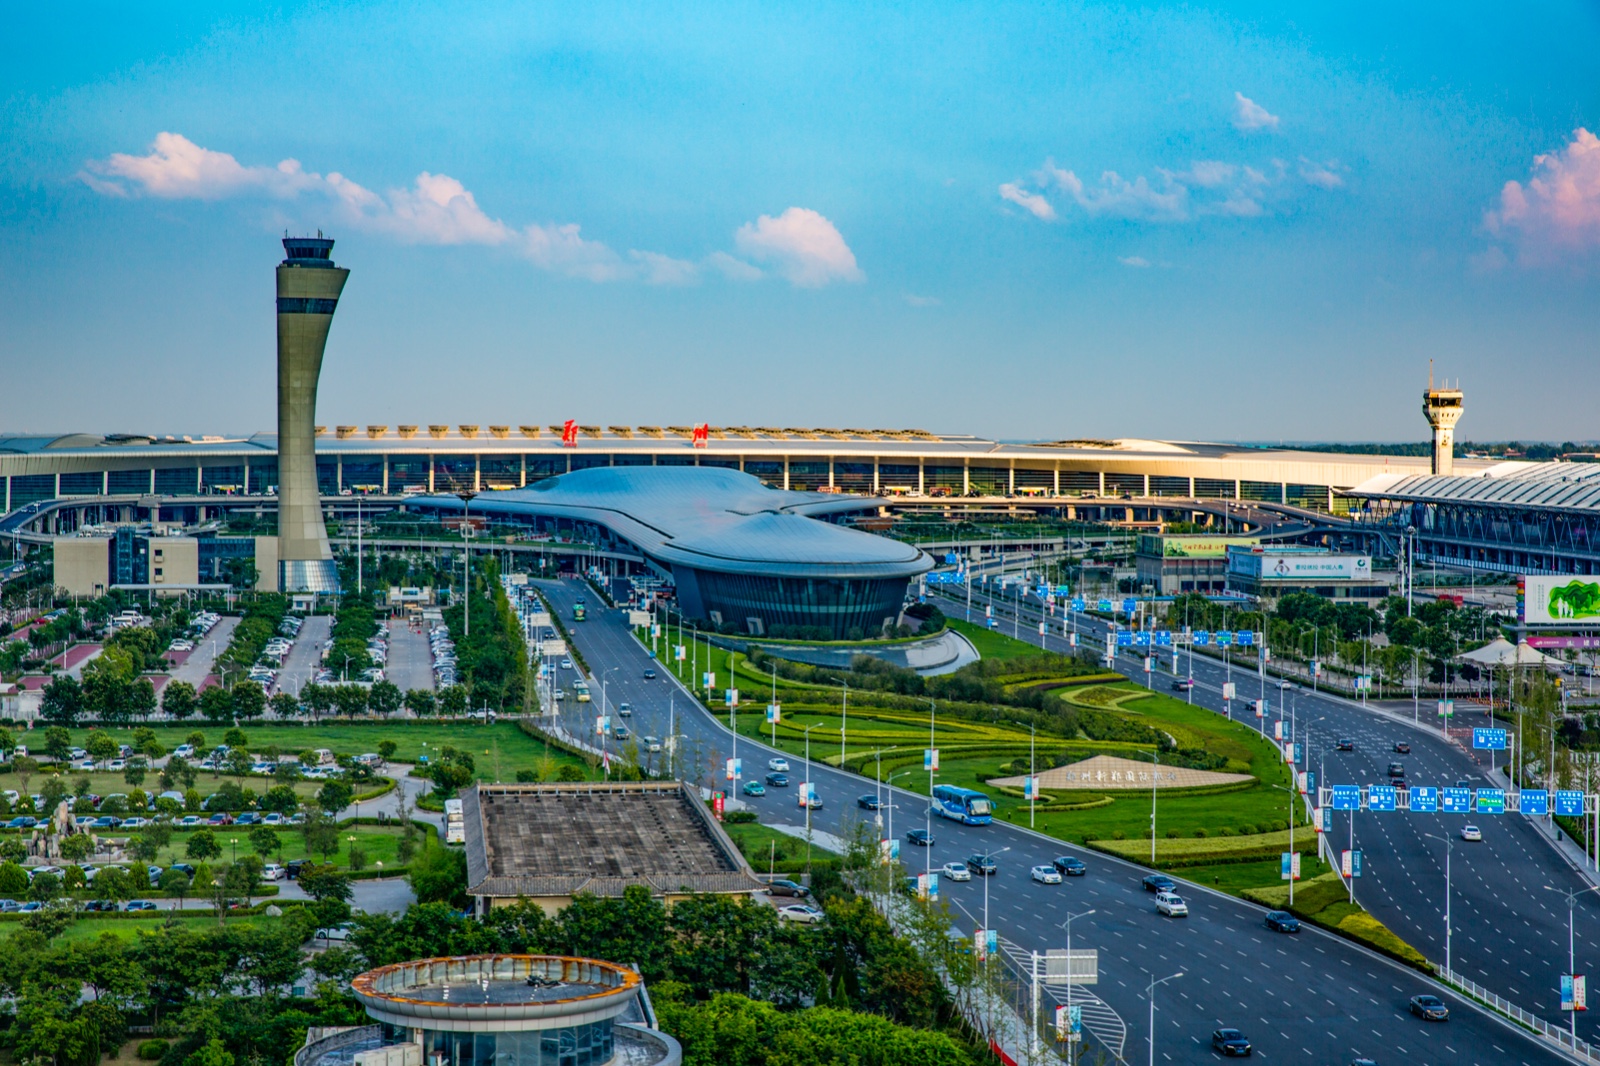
[461,780,765,916]
[1135,533,1260,595]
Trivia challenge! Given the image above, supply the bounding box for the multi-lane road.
[942,580,1600,1045]
[535,577,1571,1065]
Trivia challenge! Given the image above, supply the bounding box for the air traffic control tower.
[1422,366,1464,476]
[276,236,348,594]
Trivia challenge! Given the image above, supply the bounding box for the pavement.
[537,577,1573,1066]
[948,582,1600,1048]
[275,615,331,694]
[169,616,239,690]
[382,616,435,693]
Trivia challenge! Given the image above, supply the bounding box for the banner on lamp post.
[924,748,940,772]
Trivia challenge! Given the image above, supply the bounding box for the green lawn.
[722,822,828,877]
[946,619,1044,662]
[151,823,417,871]
[0,910,293,943]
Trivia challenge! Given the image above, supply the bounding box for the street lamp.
[456,491,478,637]
[1545,883,1600,1036]
[803,723,820,875]
[1423,832,1455,975]
[1145,971,1184,1066]
[1062,909,1096,1066]
[980,845,1011,936]
[1269,783,1298,905]
[229,836,238,863]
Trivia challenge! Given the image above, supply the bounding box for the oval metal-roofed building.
[409,466,933,639]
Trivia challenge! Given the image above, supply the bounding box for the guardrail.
[1438,967,1600,1063]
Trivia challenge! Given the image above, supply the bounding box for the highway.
[535,577,1569,1066]
[941,579,1600,1045]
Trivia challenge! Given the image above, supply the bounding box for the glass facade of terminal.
[383,1021,615,1066]
[687,568,909,638]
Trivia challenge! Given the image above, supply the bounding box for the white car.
[1030,864,1063,885]
[560,659,573,670]
[316,923,355,942]
[1461,825,1482,842]
[776,904,826,924]
[261,864,285,881]
[768,757,791,772]
[941,861,973,882]
[1155,892,1189,917]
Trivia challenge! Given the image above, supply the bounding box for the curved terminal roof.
[415,466,932,580]
[1352,462,1600,516]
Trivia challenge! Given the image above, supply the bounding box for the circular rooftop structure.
[352,955,641,1032]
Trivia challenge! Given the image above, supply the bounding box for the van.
[312,749,335,765]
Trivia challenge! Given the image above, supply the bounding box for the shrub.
[1218,827,1236,837]
[1193,828,1208,838]
[1165,829,1180,839]
[137,1041,169,1060]
[1111,831,1125,840]
[722,810,758,824]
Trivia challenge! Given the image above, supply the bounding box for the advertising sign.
[1529,635,1600,650]
[924,748,940,772]
[766,704,781,724]
[1055,1004,1084,1042]
[1475,788,1506,814]
[1159,535,1260,558]
[1562,974,1588,1012]
[1273,720,1284,740]
[1280,851,1302,880]
[1330,785,1362,810]
[1368,784,1397,812]
[725,757,741,781]
[595,715,610,735]
[975,929,998,961]
[1313,805,1324,832]
[1039,621,1048,636]
[674,644,686,661]
[1521,789,1550,816]
[1222,682,1237,700]
[1410,786,1439,812]
[1253,700,1267,718]
[1351,850,1363,878]
[725,689,739,707]
[627,610,651,626]
[1473,728,1508,750]
[539,640,567,657]
[711,792,724,820]
[1437,700,1455,718]
[1442,787,1471,813]
[1023,776,1040,800]
[879,838,900,864]
[916,872,939,901]
[1557,790,1587,817]
[1230,550,1374,582]
[701,671,716,689]
[1341,849,1352,876]
[1524,576,1600,625]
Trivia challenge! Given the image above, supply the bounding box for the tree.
[200,686,234,723]
[158,867,192,903]
[303,815,341,862]
[408,845,468,907]
[186,829,222,861]
[0,861,29,895]
[227,855,264,903]
[40,676,84,726]
[226,749,253,777]
[377,740,398,763]
[269,692,300,720]
[162,679,198,721]
[368,680,402,717]
[92,866,136,902]
[43,725,73,764]
[439,686,468,717]
[40,776,69,815]
[231,680,267,722]
[248,826,279,858]
[298,863,353,903]
[316,780,354,817]
[186,731,207,749]
[128,677,158,722]
[301,683,334,718]
[85,729,117,765]
[60,834,93,863]
[405,688,436,717]
[222,727,249,750]
[124,756,148,789]
[28,872,60,901]
[259,784,300,814]
[332,685,369,718]
[427,746,476,796]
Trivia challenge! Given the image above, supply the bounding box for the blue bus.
[931,784,994,825]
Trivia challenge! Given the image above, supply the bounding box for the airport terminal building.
[408,466,932,639]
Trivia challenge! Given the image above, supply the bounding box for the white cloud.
[705,251,764,281]
[85,133,838,288]
[1297,157,1344,189]
[1484,128,1600,265]
[629,250,700,286]
[733,207,864,287]
[1117,256,1150,268]
[998,181,1057,220]
[1040,161,1190,221]
[1232,92,1280,133]
[903,293,941,306]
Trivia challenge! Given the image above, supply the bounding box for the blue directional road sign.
[1557,790,1586,817]
[1368,784,1398,811]
[1330,785,1362,811]
[1409,786,1439,812]
[944,552,960,566]
[1520,789,1550,816]
[1153,630,1172,646]
[1216,631,1234,647]
[1472,728,1508,750]
[1071,598,1085,612]
[1116,631,1134,646]
[1097,599,1113,613]
[1193,630,1210,645]
[1442,787,1471,813]
[1235,631,1255,646]
[1122,598,1137,615]
[1475,788,1506,814]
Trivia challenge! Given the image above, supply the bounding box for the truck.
[573,681,591,702]
[444,798,465,844]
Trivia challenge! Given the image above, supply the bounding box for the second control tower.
[276,236,348,594]
[1422,363,1464,477]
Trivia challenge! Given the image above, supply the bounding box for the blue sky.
[3,1,1598,442]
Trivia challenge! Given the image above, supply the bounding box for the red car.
[207,812,233,826]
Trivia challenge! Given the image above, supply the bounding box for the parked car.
[261,864,285,881]
[124,900,158,912]
[316,923,355,942]
[776,904,825,924]
[1264,910,1300,933]
[765,879,810,898]
[1409,994,1449,1021]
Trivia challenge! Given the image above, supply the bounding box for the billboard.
[1228,549,1374,582]
[1523,576,1600,626]
[1141,534,1260,559]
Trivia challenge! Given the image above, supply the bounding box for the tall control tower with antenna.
[1422,360,1464,476]
[276,234,348,594]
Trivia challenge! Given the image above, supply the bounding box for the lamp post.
[1545,883,1600,1037]
[1145,971,1184,1066]
[1270,783,1297,905]
[886,768,914,845]
[456,492,477,638]
[1423,832,1454,975]
[980,845,1011,936]
[1062,909,1096,1066]
[1013,720,1038,828]
[803,723,820,875]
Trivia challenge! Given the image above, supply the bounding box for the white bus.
[444,798,465,844]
